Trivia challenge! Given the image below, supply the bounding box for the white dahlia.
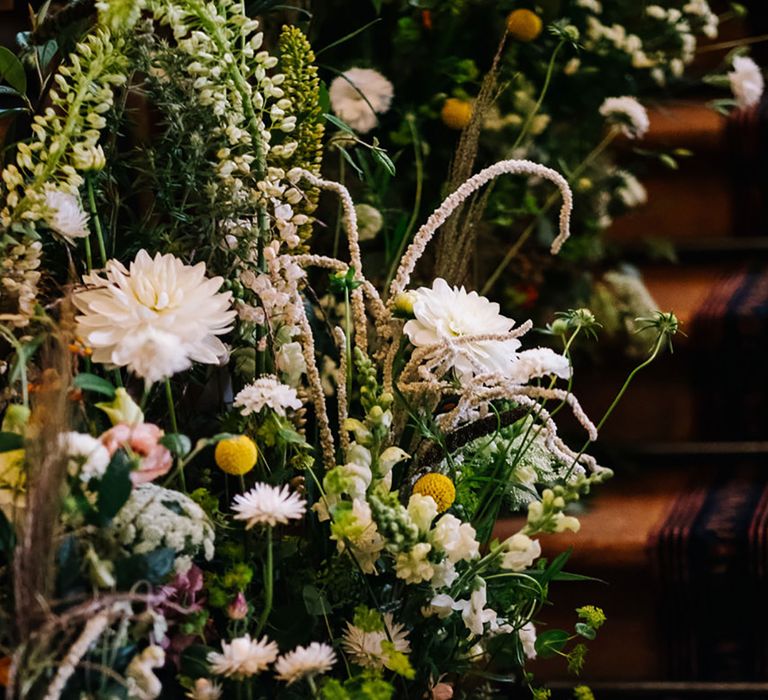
[231,483,307,528]
[44,189,90,243]
[274,642,337,685]
[729,56,764,109]
[341,613,411,670]
[74,250,235,386]
[329,67,394,134]
[207,634,278,678]
[234,375,303,417]
[599,96,650,139]
[403,278,522,379]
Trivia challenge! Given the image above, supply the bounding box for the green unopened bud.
[95,388,144,426]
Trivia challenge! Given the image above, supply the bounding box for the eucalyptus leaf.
[160,433,192,457]
[323,112,356,135]
[534,628,570,658]
[575,622,597,640]
[115,547,175,587]
[96,451,133,525]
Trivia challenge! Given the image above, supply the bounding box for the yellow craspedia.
[215,435,258,476]
[441,98,473,130]
[412,473,456,513]
[506,9,543,42]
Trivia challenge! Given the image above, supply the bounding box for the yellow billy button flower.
[440,98,473,130]
[215,435,258,476]
[412,473,456,513]
[506,9,543,42]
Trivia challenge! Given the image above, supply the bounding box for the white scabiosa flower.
[74,250,235,386]
[329,67,394,134]
[234,375,303,417]
[599,96,650,139]
[729,56,764,109]
[231,483,307,528]
[508,347,571,385]
[403,278,522,380]
[274,642,337,685]
[341,613,411,670]
[207,634,278,678]
[44,189,90,243]
[519,621,538,659]
[500,532,542,571]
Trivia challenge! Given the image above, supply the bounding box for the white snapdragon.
[430,514,480,563]
[395,542,434,584]
[500,533,542,571]
[452,581,498,636]
[407,493,439,533]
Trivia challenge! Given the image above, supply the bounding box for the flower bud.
[227,591,249,620]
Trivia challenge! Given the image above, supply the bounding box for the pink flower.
[431,683,454,700]
[101,423,173,484]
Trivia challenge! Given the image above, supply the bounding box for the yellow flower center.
[441,98,473,130]
[215,435,258,475]
[412,473,456,512]
[506,9,543,42]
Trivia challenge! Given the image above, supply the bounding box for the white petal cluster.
[430,514,480,564]
[509,348,571,384]
[75,250,235,386]
[452,582,498,637]
[207,635,278,678]
[394,542,434,584]
[60,431,111,483]
[234,375,303,417]
[500,533,542,571]
[232,483,307,528]
[43,189,90,243]
[274,642,337,684]
[329,68,394,133]
[729,56,765,110]
[599,96,650,139]
[341,613,411,670]
[519,622,538,659]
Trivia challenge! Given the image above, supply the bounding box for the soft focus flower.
[412,472,456,512]
[125,645,165,699]
[207,635,278,678]
[101,423,173,485]
[276,341,307,387]
[215,435,258,476]
[599,96,650,139]
[441,98,473,130]
[616,170,648,208]
[234,375,302,417]
[500,533,542,571]
[395,542,434,584]
[60,431,111,483]
[519,621,538,659]
[403,279,522,379]
[75,250,235,386]
[509,348,571,384]
[95,388,144,426]
[226,592,249,620]
[186,679,222,700]
[431,682,454,700]
[43,189,90,243]
[729,56,764,109]
[329,67,394,133]
[506,9,543,42]
[355,203,384,241]
[427,593,456,619]
[430,514,480,563]
[274,642,337,685]
[407,493,439,533]
[341,613,411,670]
[231,483,306,528]
[452,582,497,636]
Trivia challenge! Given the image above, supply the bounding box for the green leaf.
[36,40,58,71]
[337,146,364,179]
[371,148,396,177]
[303,584,332,616]
[575,622,597,640]
[180,644,215,678]
[323,112,356,135]
[0,508,16,555]
[0,47,26,94]
[0,432,23,452]
[318,81,331,113]
[534,629,570,658]
[96,451,133,525]
[0,107,27,120]
[160,433,192,457]
[115,547,175,587]
[0,86,21,98]
[73,373,117,399]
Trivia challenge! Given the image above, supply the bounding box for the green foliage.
[321,672,395,700]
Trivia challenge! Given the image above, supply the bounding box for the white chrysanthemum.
[44,189,90,243]
[729,56,764,109]
[430,514,480,564]
[329,67,394,133]
[234,375,303,417]
[60,431,110,483]
[508,348,571,384]
[519,622,537,660]
[599,96,650,139]
[232,483,307,528]
[500,533,542,571]
[186,679,222,700]
[403,278,522,380]
[75,250,235,386]
[274,642,337,685]
[341,613,411,670]
[207,634,278,678]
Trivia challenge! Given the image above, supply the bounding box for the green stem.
[0,325,29,409]
[86,177,108,265]
[83,235,93,272]
[344,286,353,406]
[254,527,274,636]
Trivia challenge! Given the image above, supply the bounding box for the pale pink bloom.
[101,423,173,484]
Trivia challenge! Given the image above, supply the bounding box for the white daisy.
[729,56,764,109]
[207,634,278,678]
[329,67,394,133]
[75,250,235,386]
[403,278,522,380]
[274,642,337,685]
[44,189,90,243]
[231,483,307,528]
[599,96,650,139]
[341,613,411,670]
[234,375,303,417]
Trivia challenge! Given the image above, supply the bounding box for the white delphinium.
[60,431,110,483]
[500,533,542,571]
[403,279,523,380]
[599,96,650,139]
[207,635,278,678]
[75,250,235,386]
[274,642,337,685]
[430,559,459,589]
[341,613,411,670]
[508,347,571,385]
[452,581,498,636]
[234,375,303,417]
[729,56,765,109]
[110,484,215,574]
[395,542,435,584]
[329,68,394,133]
[43,189,90,243]
[430,514,480,564]
[231,483,306,528]
[519,622,538,659]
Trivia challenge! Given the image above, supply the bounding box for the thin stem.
[86,177,107,265]
[344,286,353,406]
[0,325,29,408]
[83,235,93,272]
[254,527,274,636]
[164,379,178,434]
[697,32,768,53]
[332,151,346,259]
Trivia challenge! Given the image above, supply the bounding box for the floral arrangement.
[0,2,683,699]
